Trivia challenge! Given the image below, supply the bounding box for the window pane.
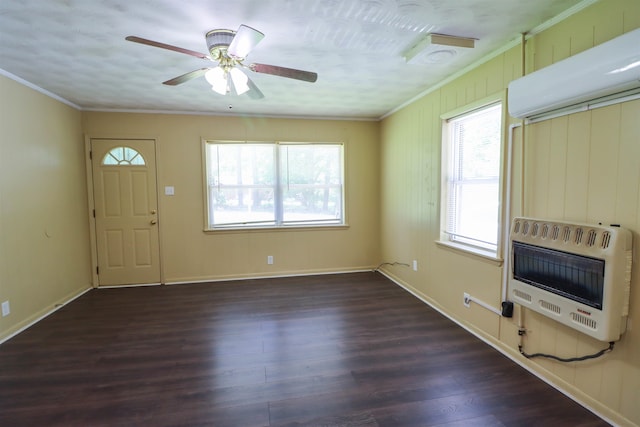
[209,187,275,226]
[444,103,502,252]
[280,145,343,225]
[454,107,501,180]
[453,180,499,248]
[102,146,146,166]
[205,141,344,229]
[207,144,276,227]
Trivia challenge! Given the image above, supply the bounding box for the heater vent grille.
[509,217,632,341]
[514,289,532,302]
[511,218,618,252]
[541,224,550,239]
[571,312,597,330]
[532,223,540,237]
[540,300,561,315]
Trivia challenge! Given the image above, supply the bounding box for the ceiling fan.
[126,25,318,99]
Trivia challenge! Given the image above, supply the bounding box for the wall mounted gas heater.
[509,217,632,342]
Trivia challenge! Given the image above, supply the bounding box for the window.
[102,146,145,165]
[205,141,344,229]
[441,102,503,255]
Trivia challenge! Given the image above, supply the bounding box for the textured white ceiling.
[0,0,585,119]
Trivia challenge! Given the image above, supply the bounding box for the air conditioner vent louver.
[574,228,583,245]
[551,225,560,240]
[587,230,597,247]
[562,226,571,242]
[602,231,611,249]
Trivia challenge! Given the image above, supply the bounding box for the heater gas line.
[463,293,502,316]
[500,122,523,305]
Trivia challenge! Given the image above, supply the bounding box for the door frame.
[84,135,165,287]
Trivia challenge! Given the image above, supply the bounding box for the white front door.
[91,139,160,286]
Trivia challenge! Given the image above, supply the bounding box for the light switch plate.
[165,186,175,196]
[1,301,10,317]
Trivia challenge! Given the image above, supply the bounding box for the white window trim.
[202,139,346,231]
[437,92,507,262]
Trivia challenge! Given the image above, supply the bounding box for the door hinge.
[93,209,95,218]
[96,266,99,275]
[89,151,92,160]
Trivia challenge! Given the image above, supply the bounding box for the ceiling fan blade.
[163,68,210,86]
[249,63,318,83]
[126,36,211,60]
[228,25,265,58]
[245,75,264,99]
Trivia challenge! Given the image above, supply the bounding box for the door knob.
[151,209,157,214]
[150,219,157,225]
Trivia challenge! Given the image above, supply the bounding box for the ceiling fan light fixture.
[205,29,235,55]
[205,67,228,95]
[126,24,317,100]
[229,68,250,95]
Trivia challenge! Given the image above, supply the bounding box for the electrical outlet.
[267,255,274,265]
[463,293,471,308]
[412,260,418,271]
[1,301,10,317]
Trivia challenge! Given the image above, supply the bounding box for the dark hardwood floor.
[0,272,609,426]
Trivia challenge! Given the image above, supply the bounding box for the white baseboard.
[164,267,375,286]
[0,286,92,345]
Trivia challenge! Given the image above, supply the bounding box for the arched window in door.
[102,146,146,166]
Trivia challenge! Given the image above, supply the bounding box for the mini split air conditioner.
[508,28,640,119]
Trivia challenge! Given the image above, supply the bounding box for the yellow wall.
[0,75,92,340]
[82,113,381,283]
[380,0,640,425]
[3,0,640,424]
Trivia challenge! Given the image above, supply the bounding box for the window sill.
[435,240,503,266]
[204,224,350,234]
